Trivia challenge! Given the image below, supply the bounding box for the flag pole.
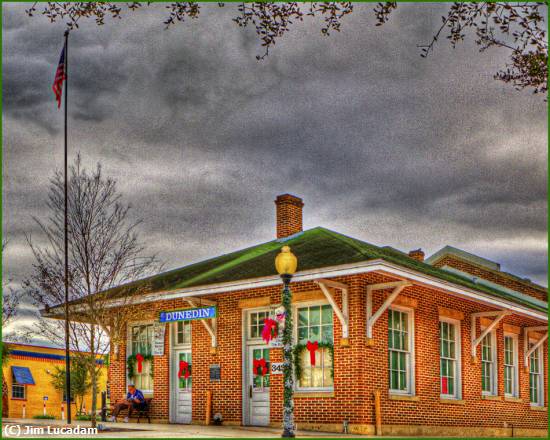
[63,28,72,425]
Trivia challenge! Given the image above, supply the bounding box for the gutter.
[43,259,547,322]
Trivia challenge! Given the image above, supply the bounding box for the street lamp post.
[275,246,298,438]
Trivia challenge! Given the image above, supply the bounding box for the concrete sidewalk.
[2,418,372,438]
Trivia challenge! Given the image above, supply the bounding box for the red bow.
[253,358,268,376]
[135,353,144,373]
[306,341,319,366]
[178,360,190,379]
[441,377,448,394]
[261,318,278,344]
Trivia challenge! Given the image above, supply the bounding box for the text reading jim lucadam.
[4,424,98,437]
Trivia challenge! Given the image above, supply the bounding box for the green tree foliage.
[26,2,547,95]
[47,356,92,415]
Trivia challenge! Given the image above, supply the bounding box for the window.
[440,319,461,398]
[175,321,191,345]
[388,307,414,394]
[178,352,192,390]
[503,334,518,397]
[130,323,154,391]
[296,304,333,390]
[481,331,497,395]
[252,347,270,389]
[249,311,270,339]
[529,342,543,406]
[11,382,25,399]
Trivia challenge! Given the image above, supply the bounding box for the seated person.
[110,383,146,422]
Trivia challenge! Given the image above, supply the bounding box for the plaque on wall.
[271,362,284,375]
[152,322,166,356]
[209,364,221,381]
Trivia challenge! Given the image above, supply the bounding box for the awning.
[12,366,35,385]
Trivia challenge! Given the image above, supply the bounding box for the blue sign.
[159,306,217,323]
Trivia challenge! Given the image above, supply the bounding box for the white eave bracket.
[470,310,511,363]
[314,279,350,346]
[366,280,412,346]
[185,297,218,353]
[523,326,548,372]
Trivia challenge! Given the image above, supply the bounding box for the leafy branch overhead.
[27,2,547,94]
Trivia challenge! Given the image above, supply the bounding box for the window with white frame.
[130,323,154,391]
[296,304,333,390]
[11,381,25,399]
[440,319,461,399]
[503,334,518,397]
[175,321,191,345]
[481,331,497,395]
[529,342,543,406]
[249,310,270,339]
[388,307,414,394]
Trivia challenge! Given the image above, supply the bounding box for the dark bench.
[109,397,152,423]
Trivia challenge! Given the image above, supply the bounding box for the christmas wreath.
[293,340,334,382]
[127,353,154,379]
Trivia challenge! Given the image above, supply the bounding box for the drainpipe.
[374,390,382,436]
[205,390,212,425]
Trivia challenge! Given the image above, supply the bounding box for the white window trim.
[126,320,155,394]
[503,332,519,398]
[246,308,273,342]
[172,321,192,348]
[439,316,462,400]
[388,304,415,396]
[528,337,544,407]
[480,328,498,396]
[293,299,334,392]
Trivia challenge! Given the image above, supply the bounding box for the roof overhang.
[43,259,548,322]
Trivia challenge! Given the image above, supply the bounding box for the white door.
[247,346,270,426]
[173,350,192,424]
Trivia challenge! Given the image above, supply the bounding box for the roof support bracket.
[185,298,218,353]
[314,279,349,346]
[470,310,511,363]
[366,281,412,346]
[523,326,548,372]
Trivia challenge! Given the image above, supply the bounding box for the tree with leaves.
[26,2,547,95]
[25,154,162,427]
[47,355,92,415]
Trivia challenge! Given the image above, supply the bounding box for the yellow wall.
[2,343,107,419]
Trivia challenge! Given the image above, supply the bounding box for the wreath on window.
[127,353,154,379]
[293,340,334,382]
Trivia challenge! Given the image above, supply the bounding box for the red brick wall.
[108,273,547,429]
[433,256,547,302]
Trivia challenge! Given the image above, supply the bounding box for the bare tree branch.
[25,153,162,427]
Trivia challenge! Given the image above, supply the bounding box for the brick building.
[2,342,107,419]
[46,194,547,436]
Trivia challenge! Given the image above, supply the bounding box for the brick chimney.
[275,194,304,239]
[408,249,425,262]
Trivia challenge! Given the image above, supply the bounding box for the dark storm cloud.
[2,2,547,338]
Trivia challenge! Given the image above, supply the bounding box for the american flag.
[52,45,66,108]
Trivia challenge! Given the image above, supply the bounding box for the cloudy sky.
[2,3,547,340]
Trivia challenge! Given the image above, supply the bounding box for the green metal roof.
[89,227,547,314]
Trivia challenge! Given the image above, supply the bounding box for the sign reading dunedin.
[159,306,217,323]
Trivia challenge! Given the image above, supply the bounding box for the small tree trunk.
[90,324,98,428]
